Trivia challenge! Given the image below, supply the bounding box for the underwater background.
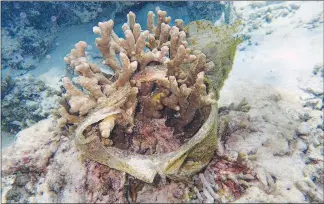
[1,1,323,203]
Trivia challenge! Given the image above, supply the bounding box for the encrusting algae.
[56,10,241,183]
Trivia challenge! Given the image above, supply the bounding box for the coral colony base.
[56,9,221,183]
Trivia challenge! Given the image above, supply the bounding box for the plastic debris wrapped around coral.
[56,8,240,183]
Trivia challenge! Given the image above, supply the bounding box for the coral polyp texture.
[56,10,239,183]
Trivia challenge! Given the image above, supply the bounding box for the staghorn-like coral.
[55,9,240,183]
[58,9,216,144]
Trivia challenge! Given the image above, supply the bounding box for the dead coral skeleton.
[192,153,258,203]
[58,9,216,146]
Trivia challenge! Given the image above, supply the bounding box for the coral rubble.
[192,154,257,203]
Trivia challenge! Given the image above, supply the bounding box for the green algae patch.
[186,20,242,100]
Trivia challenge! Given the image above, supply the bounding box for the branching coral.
[58,9,217,143]
[55,9,240,183]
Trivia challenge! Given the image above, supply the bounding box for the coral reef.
[2,2,323,203]
[1,74,60,134]
[1,25,55,70]
[1,75,15,99]
[3,85,322,203]
[54,8,240,183]
[58,9,217,143]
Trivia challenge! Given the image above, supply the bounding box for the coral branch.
[94,20,123,73]
[76,76,105,99]
[155,10,171,39]
[99,115,116,139]
[62,77,96,116]
[147,11,155,33]
[167,45,196,77]
[175,19,184,31]
[139,93,164,118]
[127,11,136,31]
